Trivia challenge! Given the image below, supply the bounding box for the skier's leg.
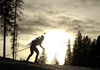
[34,48,39,62]
[26,47,33,61]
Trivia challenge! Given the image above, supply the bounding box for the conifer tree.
[71,31,83,66]
[64,39,72,65]
[37,49,47,64]
[0,0,15,57]
[51,54,59,65]
[0,0,23,58]
[89,39,96,67]
[11,0,23,59]
[82,36,91,66]
[95,36,100,67]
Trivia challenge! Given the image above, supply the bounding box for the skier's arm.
[27,43,31,45]
[39,44,45,49]
[28,41,32,45]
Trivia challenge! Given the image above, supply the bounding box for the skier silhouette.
[26,34,45,63]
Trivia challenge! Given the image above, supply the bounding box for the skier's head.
[40,35,44,41]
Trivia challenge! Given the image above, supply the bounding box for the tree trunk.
[3,0,7,58]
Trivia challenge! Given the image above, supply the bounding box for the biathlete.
[26,34,45,63]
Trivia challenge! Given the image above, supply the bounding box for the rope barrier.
[6,47,30,56]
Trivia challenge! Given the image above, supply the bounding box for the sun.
[41,30,74,65]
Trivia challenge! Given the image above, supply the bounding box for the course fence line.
[6,47,30,56]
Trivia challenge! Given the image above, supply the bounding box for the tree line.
[64,31,100,68]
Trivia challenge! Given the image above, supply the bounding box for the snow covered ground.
[0,57,99,70]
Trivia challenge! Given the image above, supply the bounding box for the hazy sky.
[0,0,100,64]
[19,0,100,38]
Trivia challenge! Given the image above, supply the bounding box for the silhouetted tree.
[64,39,72,65]
[71,31,83,66]
[0,0,15,57]
[0,0,23,58]
[51,54,59,65]
[95,36,100,67]
[82,36,91,67]
[37,49,47,64]
[89,39,96,67]
[10,0,23,59]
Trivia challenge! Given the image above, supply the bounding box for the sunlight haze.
[0,0,100,65]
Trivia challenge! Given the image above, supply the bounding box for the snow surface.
[0,57,99,70]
